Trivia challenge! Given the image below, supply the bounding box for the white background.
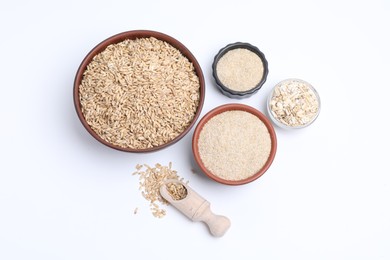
[1,0,389,259]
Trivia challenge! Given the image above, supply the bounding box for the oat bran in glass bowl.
[74,30,205,152]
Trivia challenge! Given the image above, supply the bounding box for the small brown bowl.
[74,30,205,152]
[192,104,277,185]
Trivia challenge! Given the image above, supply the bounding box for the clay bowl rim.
[73,30,205,153]
[192,103,277,185]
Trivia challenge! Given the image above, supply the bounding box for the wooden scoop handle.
[160,179,230,237]
[191,200,231,237]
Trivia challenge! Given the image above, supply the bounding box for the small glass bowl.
[267,78,321,129]
[212,42,268,99]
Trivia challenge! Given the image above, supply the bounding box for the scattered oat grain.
[132,162,186,218]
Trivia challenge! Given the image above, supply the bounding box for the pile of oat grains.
[79,37,200,150]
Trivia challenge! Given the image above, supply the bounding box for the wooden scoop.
[160,179,231,237]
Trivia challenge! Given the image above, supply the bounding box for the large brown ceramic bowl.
[192,104,277,185]
[74,30,205,152]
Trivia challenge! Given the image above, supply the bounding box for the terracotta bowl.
[74,30,205,152]
[192,104,277,185]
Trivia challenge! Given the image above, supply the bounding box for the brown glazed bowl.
[74,30,205,152]
[192,104,277,185]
